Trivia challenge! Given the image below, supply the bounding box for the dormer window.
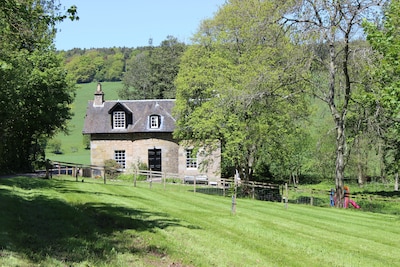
[149,115,161,129]
[109,102,132,129]
[113,111,126,128]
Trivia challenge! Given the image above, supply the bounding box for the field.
[47,82,121,165]
[1,176,399,267]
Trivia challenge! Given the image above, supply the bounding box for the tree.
[174,0,310,183]
[0,0,77,173]
[151,36,186,99]
[120,36,186,99]
[281,0,387,206]
[48,139,62,154]
[103,51,124,81]
[120,49,153,99]
[65,50,104,83]
[364,0,400,190]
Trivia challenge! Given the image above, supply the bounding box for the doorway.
[148,148,162,171]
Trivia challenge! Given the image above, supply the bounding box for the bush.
[104,159,121,180]
[47,139,62,154]
[131,160,148,181]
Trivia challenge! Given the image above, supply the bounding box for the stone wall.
[90,134,220,181]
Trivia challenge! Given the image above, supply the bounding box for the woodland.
[1,0,400,207]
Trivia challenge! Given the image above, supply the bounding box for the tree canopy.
[174,0,310,181]
[119,36,186,99]
[364,0,400,190]
[0,0,77,173]
[280,0,387,206]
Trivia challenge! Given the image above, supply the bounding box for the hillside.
[47,82,121,164]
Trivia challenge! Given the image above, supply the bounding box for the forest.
[59,35,186,99]
[1,0,400,207]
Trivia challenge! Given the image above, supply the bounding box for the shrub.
[48,139,62,154]
[104,159,121,180]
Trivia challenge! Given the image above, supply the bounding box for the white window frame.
[114,150,126,169]
[185,149,197,169]
[113,111,125,129]
[150,115,160,129]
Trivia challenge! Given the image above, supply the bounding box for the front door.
[148,148,162,171]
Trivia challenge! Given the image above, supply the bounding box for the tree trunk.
[327,33,346,208]
[355,137,364,186]
[334,119,346,208]
[395,172,399,191]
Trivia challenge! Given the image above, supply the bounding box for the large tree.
[120,36,186,99]
[174,0,310,182]
[364,0,400,190]
[0,0,77,173]
[281,0,387,206]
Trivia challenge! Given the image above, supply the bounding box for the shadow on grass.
[361,190,400,198]
[0,177,187,265]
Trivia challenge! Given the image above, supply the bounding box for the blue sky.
[55,0,225,50]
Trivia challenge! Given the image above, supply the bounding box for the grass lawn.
[47,82,121,165]
[1,176,399,266]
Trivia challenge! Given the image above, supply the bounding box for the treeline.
[60,36,186,99]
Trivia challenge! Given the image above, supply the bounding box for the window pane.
[150,115,159,128]
[186,149,197,169]
[114,150,126,168]
[113,111,125,128]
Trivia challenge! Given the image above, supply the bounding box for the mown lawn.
[0,176,399,266]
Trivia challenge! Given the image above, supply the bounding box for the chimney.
[93,82,104,106]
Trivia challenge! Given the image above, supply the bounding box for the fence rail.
[44,161,283,200]
[35,161,400,213]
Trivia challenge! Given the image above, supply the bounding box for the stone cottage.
[82,83,220,182]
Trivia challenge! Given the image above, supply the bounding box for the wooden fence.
[46,161,282,202]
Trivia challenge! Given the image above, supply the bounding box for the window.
[185,149,197,169]
[113,111,125,129]
[150,115,160,129]
[114,150,126,169]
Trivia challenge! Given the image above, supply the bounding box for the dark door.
[148,148,162,171]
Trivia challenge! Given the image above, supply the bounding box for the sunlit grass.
[1,176,399,266]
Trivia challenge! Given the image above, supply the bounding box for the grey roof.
[83,99,176,134]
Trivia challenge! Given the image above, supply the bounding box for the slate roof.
[83,99,176,134]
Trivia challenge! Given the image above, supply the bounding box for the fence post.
[163,172,166,190]
[74,166,77,182]
[103,167,106,184]
[134,169,137,187]
[310,190,314,206]
[222,179,226,197]
[194,175,196,193]
[232,170,239,215]
[285,183,288,209]
[149,170,152,189]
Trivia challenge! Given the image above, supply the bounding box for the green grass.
[1,176,399,266]
[47,82,121,165]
